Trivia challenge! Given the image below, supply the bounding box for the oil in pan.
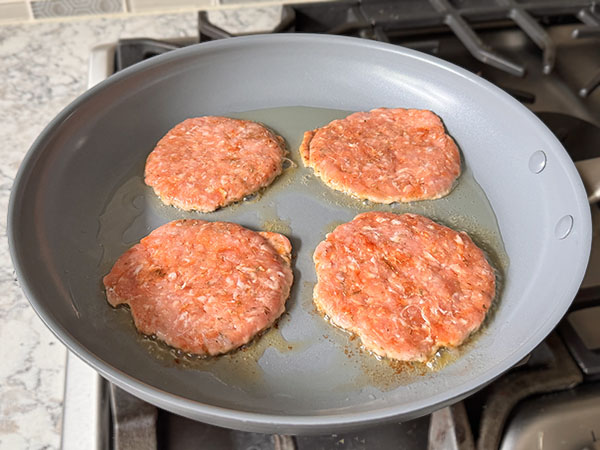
[97,106,509,395]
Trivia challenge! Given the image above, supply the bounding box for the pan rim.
[8,32,592,431]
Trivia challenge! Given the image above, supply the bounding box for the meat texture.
[145,116,286,212]
[313,212,495,362]
[103,220,293,356]
[300,108,461,203]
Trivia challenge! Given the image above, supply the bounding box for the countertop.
[0,7,281,449]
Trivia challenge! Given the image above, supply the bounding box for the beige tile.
[30,0,124,18]
[0,2,29,22]
[220,0,330,4]
[219,0,273,3]
[128,0,217,13]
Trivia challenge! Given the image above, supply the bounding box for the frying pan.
[8,35,591,434]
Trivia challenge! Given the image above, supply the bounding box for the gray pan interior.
[9,35,591,434]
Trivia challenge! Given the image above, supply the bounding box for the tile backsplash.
[30,0,125,18]
[127,0,217,13]
[0,0,328,24]
[0,2,30,22]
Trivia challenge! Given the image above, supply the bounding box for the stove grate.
[195,0,600,96]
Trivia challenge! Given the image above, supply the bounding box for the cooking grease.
[98,106,509,393]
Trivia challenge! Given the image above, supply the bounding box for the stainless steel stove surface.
[64,1,600,449]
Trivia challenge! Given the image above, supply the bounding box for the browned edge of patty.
[311,212,496,363]
[298,108,462,204]
[144,117,289,213]
[299,130,314,165]
[103,220,294,357]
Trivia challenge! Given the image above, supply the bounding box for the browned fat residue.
[261,219,292,236]
[112,301,302,387]
[387,359,428,377]
[357,327,484,389]
[257,201,292,236]
[343,346,357,359]
[310,300,486,391]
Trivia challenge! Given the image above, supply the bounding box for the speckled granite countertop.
[0,8,280,449]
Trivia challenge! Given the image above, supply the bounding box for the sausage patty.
[103,220,293,356]
[145,117,286,212]
[313,212,495,362]
[300,108,461,203]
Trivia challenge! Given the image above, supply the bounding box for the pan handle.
[575,157,600,204]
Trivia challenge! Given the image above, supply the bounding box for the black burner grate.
[195,0,600,95]
[114,1,600,97]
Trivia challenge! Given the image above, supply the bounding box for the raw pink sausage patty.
[300,108,461,203]
[103,220,293,356]
[145,117,286,212]
[313,212,495,362]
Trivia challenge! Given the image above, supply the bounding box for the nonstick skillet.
[8,34,591,434]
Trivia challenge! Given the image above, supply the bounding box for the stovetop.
[64,2,600,449]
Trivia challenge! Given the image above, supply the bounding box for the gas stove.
[63,2,600,449]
